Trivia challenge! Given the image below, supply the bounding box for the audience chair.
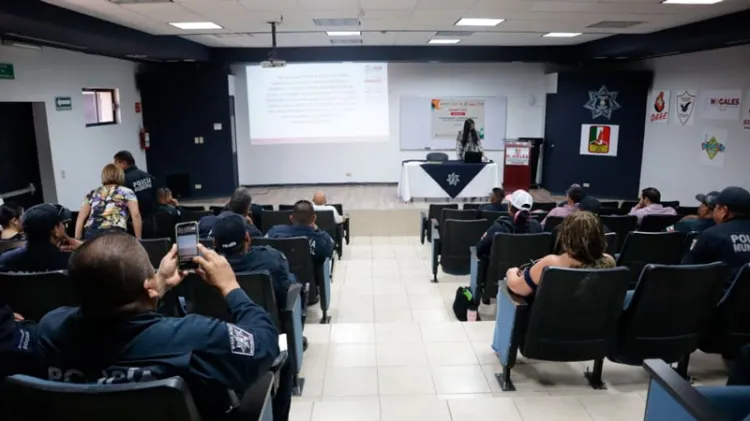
[254,237,332,324]
[209,205,225,216]
[180,210,212,223]
[330,204,350,245]
[678,206,699,219]
[605,232,619,256]
[491,267,631,391]
[315,210,342,260]
[250,204,274,229]
[620,200,639,210]
[642,359,750,421]
[430,219,487,282]
[598,208,626,216]
[531,202,556,212]
[607,263,727,378]
[153,212,178,241]
[641,214,681,232]
[543,216,564,232]
[600,201,619,209]
[599,215,638,252]
[469,232,553,301]
[435,209,477,237]
[0,271,78,322]
[463,203,487,211]
[0,239,25,255]
[617,232,686,288]
[699,264,750,359]
[261,210,293,234]
[480,210,505,222]
[66,211,79,238]
[1,375,206,421]
[420,204,458,244]
[139,238,171,268]
[278,204,294,211]
[426,152,449,161]
[180,205,207,212]
[662,201,680,209]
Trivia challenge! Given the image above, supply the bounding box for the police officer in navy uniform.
[0,306,37,379]
[199,187,262,239]
[114,150,157,236]
[266,200,335,265]
[665,191,718,234]
[34,234,279,420]
[682,186,750,287]
[475,188,505,218]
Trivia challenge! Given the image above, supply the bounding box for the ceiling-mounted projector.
[260,59,287,68]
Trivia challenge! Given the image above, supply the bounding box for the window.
[82,88,119,127]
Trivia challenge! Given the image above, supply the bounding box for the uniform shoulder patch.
[227,324,255,356]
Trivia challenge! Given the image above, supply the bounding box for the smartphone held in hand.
[175,222,199,270]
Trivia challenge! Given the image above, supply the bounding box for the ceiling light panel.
[169,21,222,30]
[455,18,505,27]
[429,39,461,44]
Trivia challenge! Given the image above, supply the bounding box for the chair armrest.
[501,284,530,307]
[492,283,528,367]
[240,371,275,421]
[431,221,440,241]
[469,247,479,296]
[643,359,735,421]
[271,350,288,374]
[283,283,303,313]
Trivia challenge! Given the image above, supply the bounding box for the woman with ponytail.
[475,190,542,258]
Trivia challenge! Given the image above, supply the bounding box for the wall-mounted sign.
[0,63,14,80]
[580,124,620,157]
[742,91,750,131]
[648,89,670,124]
[505,145,530,166]
[583,85,621,120]
[55,96,72,111]
[674,90,697,126]
[700,89,742,120]
[699,128,727,168]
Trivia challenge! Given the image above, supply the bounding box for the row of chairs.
[492,262,750,391]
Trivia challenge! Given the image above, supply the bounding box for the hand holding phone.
[193,244,240,296]
[175,222,199,270]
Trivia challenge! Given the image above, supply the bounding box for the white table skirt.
[397,162,500,202]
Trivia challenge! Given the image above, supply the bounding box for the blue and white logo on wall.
[584,86,622,120]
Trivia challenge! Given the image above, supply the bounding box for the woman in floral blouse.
[75,164,142,240]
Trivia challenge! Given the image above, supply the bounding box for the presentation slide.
[246,63,390,144]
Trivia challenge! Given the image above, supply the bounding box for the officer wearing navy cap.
[212,212,296,309]
[266,200,334,265]
[682,186,750,286]
[0,204,81,272]
[665,191,718,234]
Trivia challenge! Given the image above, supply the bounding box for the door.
[541,94,570,193]
[0,102,44,208]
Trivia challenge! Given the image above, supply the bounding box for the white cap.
[504,190,534,211]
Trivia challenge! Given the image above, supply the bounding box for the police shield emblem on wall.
[675,90,696,126]
[580,124,620,157]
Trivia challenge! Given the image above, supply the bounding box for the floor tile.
[377,342,429,367]
[327,344,377,368]
[481,364,548,393]
[310,399,380,421]
[412,308,454,323]
[534,362,592,389]
[372,282,408,296]
[579,392,647,421]
[420,321,468,342]
[472,341,499,365]
[432,366,491,394]
[378,366,436,395]
[380,396,451,421]
[462,321,496,342]
[426,342,479,366]
[374,308,414,323]
[303,325,331,344]
[329,323,375,344]
[448,397,522,421]
[289,400,313,421]
[373,294,410,310]
[513,395,594,421]
[408,295,447,310]
[374,322,422,343]
[322,367,379,397]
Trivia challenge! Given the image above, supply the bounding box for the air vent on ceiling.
[330,39,363,45]
[109,0,172,4]
[313,18,360,27]
[587,20,644,29]
[435,31,474,36]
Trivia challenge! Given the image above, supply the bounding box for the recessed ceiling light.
[169,22,222,30]
[455,18,505,27]
[327,31,361,36]
[429,39,461,44]
[661,0,723,4]
[543,32,582,38]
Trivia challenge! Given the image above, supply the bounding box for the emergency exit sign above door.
[0,63,15,80]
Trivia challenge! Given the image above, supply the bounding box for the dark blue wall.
[542,71,652,199]
[137,65,237,198]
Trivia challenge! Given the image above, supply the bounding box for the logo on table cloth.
[701,136,726,160]
[446,172,460,186]
[588,125,611,154]
[583,85,621,120]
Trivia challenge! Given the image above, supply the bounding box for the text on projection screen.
[247,63,389,144]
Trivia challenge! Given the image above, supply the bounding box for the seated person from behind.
[212,212,296,308]
[312,191,344,224]
[267,200,335,265]
[35,235,279,420]
[682,186,750,286]
[543,184,584,228]
[74,163,142,240]
[666,191,718,234]
[156,188,181,217]
[551,196,611,248]
[0,204,81,272]
[200,187,262,239]
[475,188,505,218]
[475,190,542,258]
[507,211,616,296]
[1,203,25,241]
[628,187,677,224]
[1,306,37,379]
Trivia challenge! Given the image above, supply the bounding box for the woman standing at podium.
[456,118,484,160]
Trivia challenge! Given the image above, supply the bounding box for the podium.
[503,141,532,192]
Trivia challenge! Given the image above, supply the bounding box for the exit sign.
[0,63,15,80]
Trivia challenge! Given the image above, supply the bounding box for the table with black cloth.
[397,160,500,202]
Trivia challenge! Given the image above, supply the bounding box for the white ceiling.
[43,0,750,47]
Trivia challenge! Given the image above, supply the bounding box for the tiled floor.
[293,236,730,421]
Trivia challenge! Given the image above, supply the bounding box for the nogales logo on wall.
[648,89,669,124]
[701,89,743,120]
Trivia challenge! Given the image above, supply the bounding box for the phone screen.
[175,222,199,270]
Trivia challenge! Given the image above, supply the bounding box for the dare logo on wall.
[648,90,670,124]
[701,89,743,120]
[579,124,620,157]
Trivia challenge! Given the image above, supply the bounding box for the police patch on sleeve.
[227,324,255,356]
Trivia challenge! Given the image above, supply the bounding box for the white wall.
[639,45,750,203]
[235,62,548,185]
[0,45,143,208]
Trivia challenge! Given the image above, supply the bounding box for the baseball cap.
[695,191,720,208]
[22,203,71,241]
[579,196,602,214]
[212,212,248,253]
[715,186,750,214]
[504,190,534,211]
